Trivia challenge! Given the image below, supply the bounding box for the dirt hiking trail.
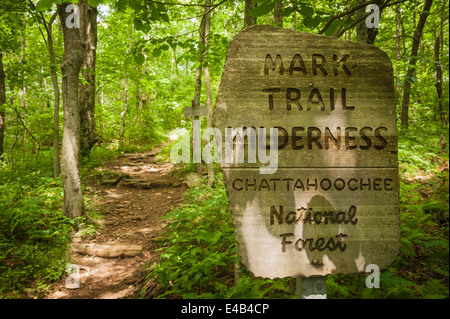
[45,145,186,299]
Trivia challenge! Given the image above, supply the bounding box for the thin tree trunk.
[78,0,98,155]
[400,0,433,127]
[292,11,296,30]
[38,10,60,176]
[203,0,214,186]
[274,0,283,27]
[0,51,5,160]
[395,4,401,97]
[58,2,85,219]
[355,0,367,42]
[119,76,128,150]
[434,0,447,126]
[434,33,446,126]
[19,19,26,109]
[244,0,257,27]
[119,25,133,150]
[396,4,401,61]
[44,12,61,177]
[9,106,19,168]
[192,11,206,175]
[171,47,179,81]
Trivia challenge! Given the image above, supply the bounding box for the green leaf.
[87,0,102,6]
[282,6,295,17]
[116,0,128,10]
[303,16,319,29]
[124,56,132,67]
[134,53,145,65]
[182,293,198,299]
[133,18,145,31]
[161,13,170,23]
[152,48,162,57]
[35,0,53,11]
[167,37,177,50]
[324,19,341,36]
[249,1,275,17]
[299,4,314,17]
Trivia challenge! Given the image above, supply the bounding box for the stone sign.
[212,25,400,278]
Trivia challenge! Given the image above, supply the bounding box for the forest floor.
[45,144,187,299]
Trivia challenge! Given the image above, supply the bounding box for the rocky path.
[45,146,186,299]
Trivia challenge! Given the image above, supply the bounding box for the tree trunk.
[192,11,206,175]
[395,4,401,61]
[244,0,257,27]
[434,0,447,127]
[274,0,283,27]
[19,19,26,109]
[0,51,5,160]
[434,33,446,126]
[58,2,85,219]
[355,0,367,42]
[45,12,61,178]
[203,0,214,186]
[171,47,179,81]
[292,11,296,30]
[9,106,19,169]
[78,0,98,156]
[395,4,401,96]
[119,76,128,150]
[400,0,433,127]
[119,25,133,150]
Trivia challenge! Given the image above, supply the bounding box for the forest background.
[0,0,448,299]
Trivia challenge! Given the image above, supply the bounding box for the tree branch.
[319,0,379,34]
[7,103,41,156]
[146,0,228,7]
[198,0,228,34]
[335,0,411,38]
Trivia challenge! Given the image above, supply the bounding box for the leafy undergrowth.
[0,155,74,298]
[327,182,448,297]
[141,174,294,299]
[0,148,112,299]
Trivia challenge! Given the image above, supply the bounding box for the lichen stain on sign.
[212,25,400,279]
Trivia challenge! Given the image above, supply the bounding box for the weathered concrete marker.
[184,101,207,174]
[213,25,400,281]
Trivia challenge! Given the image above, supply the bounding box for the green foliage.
[80,143,119,170]
[143,176,235,298]
[35,0,54,12]
[142,175,294,299]
[249,1,275,17]
[0,167,73,298]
